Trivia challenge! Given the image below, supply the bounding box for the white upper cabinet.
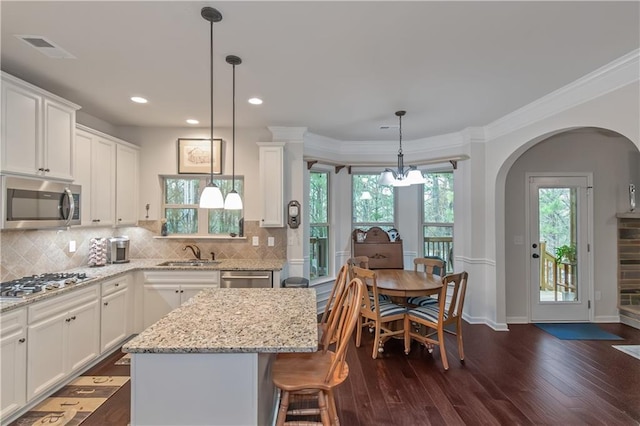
[1,72,79,181]
[74,125,139,227]
[116,143,139,226]
[258,142,285,227]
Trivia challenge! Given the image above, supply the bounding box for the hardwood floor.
[13,323,640,425]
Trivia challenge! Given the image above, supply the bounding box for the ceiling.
[1,1,638,142]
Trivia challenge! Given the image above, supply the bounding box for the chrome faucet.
[183,244,202,260]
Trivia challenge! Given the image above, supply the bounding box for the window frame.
[161,174,244,237]
[309,169,331,282]
[351,172,396,232]
[420,170,454,271]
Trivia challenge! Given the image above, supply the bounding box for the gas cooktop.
[0,272,89,299]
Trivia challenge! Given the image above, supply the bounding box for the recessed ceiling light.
[248,97,263,105]
[186,119,199,125]
[130,96,148,104]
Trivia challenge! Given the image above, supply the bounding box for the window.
[309,171,329,280]
[163,176,243,236]
[422,172,454,271]
[352,173,395,232]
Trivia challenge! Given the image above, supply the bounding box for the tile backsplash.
[0,220,287,282]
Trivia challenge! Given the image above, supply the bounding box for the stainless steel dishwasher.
[220,270,273,288]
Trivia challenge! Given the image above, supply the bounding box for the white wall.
[487,80,640,329]
[504,130,639,323]
[116,126,271,221]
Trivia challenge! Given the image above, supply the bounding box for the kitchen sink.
[156,260,220,267]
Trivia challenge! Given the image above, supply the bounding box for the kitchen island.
[123,287,317,426]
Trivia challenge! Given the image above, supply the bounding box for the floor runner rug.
[12,376,129,426]
[534,323,624,340]
[114,353,131,365]
[613,345,640,360]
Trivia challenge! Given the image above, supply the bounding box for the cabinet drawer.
[143,270,220,285]
[101,276,129,297]
[1,308,26,338]
[28,286,99,324]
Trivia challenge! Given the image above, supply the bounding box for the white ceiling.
[1,1,639,142]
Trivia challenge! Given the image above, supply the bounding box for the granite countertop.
[0,258,286,313]
[123,288,317,354]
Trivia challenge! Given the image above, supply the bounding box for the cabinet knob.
[114,283,119,287]
[175,290,179,293]
[104,301,109,306]
[92,219,101,223]
[66,318,71,322]
[44,168,50,172]
[71,316,76,320]
[180,290,184,293]
[18,338,26,343]
[118,218,122,222]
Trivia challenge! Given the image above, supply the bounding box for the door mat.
[12,376,129,426]
[534,323,624,340]
[114,353,131,365]
[613,345,640,361]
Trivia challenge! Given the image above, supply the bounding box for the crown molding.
[268,126,307,141]
[485,49,640,140]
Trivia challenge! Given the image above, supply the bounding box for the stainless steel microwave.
[2,176,81,229]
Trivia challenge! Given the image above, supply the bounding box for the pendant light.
[378,111,426,187]
[199,7,224,209]
[224,55,243,210]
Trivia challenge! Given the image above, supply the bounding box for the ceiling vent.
[15,35,76,59]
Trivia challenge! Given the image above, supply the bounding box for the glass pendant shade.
[392,176,411,187]
[200,184,224,208]
[378,170,396,186]
[406,169,426,184]
[224,190,243,210]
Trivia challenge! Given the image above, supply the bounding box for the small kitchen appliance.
[107,236,130,264]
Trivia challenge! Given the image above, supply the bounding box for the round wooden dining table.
[374,269,443,298]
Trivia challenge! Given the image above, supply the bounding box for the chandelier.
[378,111,426,187]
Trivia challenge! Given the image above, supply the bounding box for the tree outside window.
[309,171,329,280]
[423,172,454,271]
[352,173,395,232]
[163,176,243,236]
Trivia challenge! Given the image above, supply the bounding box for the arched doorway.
[503,127,639,323]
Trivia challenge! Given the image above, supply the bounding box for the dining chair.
[272,277,365,426]
[403,271,469,370]
[347,256,369,280]
[318,263,349,350]
[352,266,408,359]
[406,257,445,307]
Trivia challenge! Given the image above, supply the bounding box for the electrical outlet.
[69,240,76,253]
[268,237,275,247]
[252,236,259,246]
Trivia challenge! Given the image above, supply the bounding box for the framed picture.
[177,138,222,174]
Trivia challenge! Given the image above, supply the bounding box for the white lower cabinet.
[0,308,27,419]
[27,286,100,401]
[100,276,131,353]
[143,271,220,328]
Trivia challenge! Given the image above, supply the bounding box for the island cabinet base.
[130,352,277,426]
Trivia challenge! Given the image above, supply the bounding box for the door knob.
[532,253,540,258]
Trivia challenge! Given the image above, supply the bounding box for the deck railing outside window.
[423,225,453,272]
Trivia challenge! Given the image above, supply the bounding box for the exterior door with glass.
[528,175,591,322]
